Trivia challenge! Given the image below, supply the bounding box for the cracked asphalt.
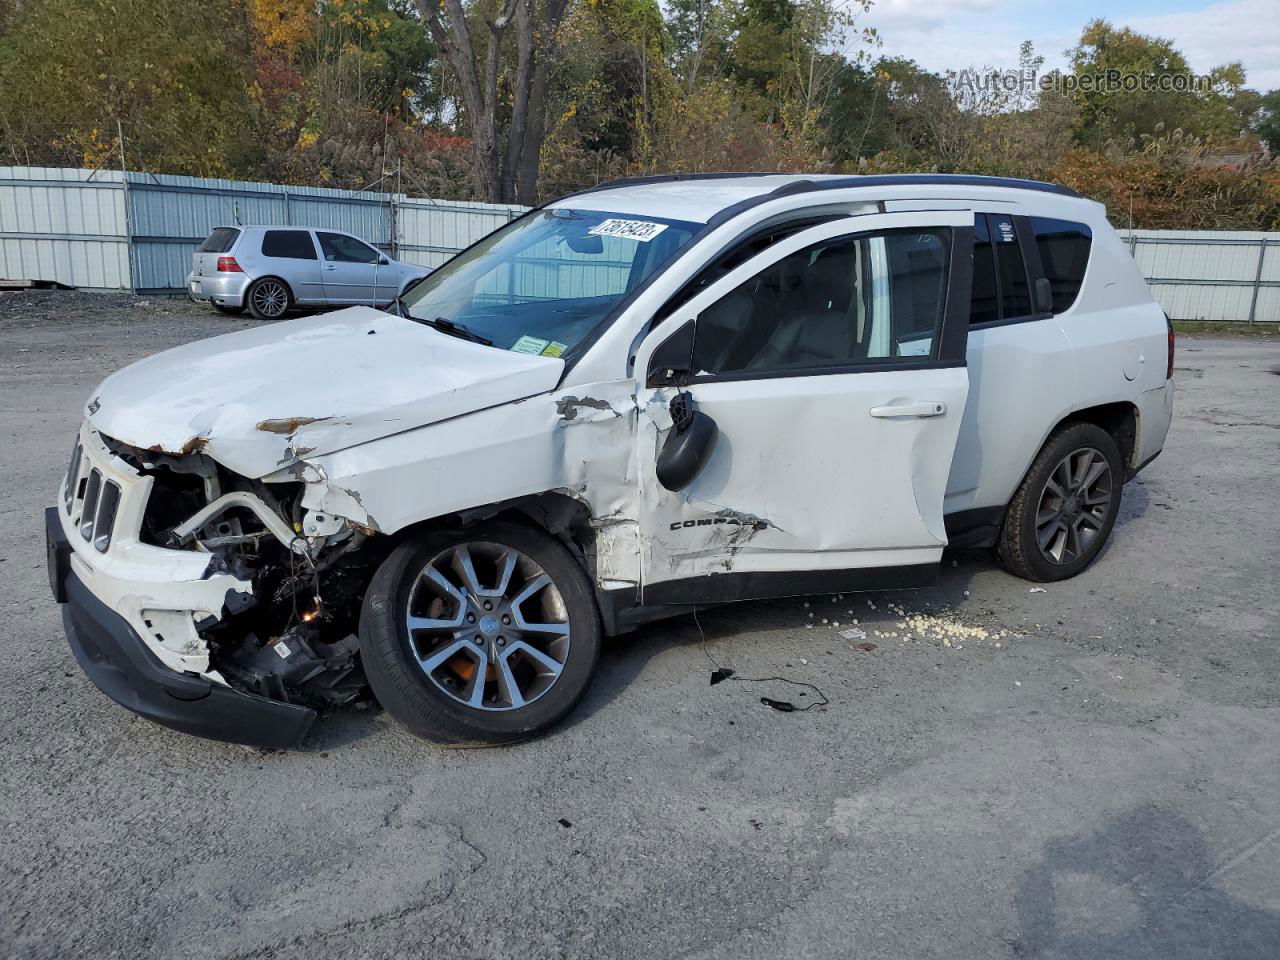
[1,291,1278,960]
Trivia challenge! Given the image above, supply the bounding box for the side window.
[988,213,1032,318]
[261,230,317,260]
[691,228,951,376]
[1031,217,1092,313]
[660,216,840,319]
[317,232,380,264]
[969,215,999,325]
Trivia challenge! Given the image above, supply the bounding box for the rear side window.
[261,230,317,260]
[1031,217,1092,313]
[969,216,999,325]
[197,227,239,253]
[987,213,1032,318]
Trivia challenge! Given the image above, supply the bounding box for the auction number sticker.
[511,335,551,355]
[588,218,669,242]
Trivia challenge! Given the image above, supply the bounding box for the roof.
[554,173,1082,224]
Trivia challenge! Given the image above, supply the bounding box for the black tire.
[212,302,244,315]
[997,421,1123,582]
[245,277,292,321]
[359,521,602,745]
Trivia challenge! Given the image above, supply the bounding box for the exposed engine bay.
[103,434,382,710]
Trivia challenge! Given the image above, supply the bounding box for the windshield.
[400,207,700,358]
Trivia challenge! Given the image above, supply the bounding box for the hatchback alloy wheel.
[249,279,289,319]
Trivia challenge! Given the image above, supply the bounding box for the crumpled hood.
[87,306,564,478]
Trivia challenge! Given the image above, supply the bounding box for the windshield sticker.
[587,218,669,243]
[540,341,568,358]
[511,335,551,355]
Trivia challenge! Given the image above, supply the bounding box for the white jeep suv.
[46,173,1174,748]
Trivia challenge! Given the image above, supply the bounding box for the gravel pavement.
[1,290,1278,960]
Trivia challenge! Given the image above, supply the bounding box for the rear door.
[317,231,382,304]
[630,210,974,604]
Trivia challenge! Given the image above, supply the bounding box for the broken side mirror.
[1034,277,1053,314]
[656,391,718,492]
[646,319,695,388]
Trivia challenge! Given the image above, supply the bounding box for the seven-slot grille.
[64,437,122,553]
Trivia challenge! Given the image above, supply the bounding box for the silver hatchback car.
[187,225,432,320]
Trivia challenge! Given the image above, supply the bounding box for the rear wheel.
[246,277,291,321]
[360,522,601,745]
[997,422,1123,582]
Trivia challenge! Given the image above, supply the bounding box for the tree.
[1254,89,1280,154]
[1067,19,1245,146]
[413,0,570,202]
[0,0,261,174]
[666,0,735,92]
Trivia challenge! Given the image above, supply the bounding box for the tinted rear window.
[969,215,999,325]
[261,229,317,260]
[1031,217,1092,313]
[198,227,239,253]
[988,213,1032,318]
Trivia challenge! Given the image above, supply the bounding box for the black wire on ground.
[692,607,830,713]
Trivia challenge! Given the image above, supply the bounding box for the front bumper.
[186,272,248,307]
[48,506,315,748]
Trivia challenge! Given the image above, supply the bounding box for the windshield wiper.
[413,315,493,346]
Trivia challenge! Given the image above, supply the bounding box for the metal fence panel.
[1120,229,1279,324]
[395,197,523,268]
[0,166,129,289]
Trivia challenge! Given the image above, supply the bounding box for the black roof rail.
[766,173,1081,198]
[567,171,1081,201]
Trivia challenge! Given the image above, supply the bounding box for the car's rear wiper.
[413,315,493,346]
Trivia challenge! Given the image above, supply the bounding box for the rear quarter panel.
[1054,218,1172,470]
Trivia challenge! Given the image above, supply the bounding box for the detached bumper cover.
[47,507,314,748]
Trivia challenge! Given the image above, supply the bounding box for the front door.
[317,231,382,304]
[631,210,974,604]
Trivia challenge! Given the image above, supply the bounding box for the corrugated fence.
[0,166,524,293]
[2,166,1277,323]
[1119,229,1278,325]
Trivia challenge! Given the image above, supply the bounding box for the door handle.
[324,264,337,271]
[869,401,947,419]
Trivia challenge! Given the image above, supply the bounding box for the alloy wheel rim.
[405,542,570,711]
[1035,446,1113,565]
[252,281,288,317]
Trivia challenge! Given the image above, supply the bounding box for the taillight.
[216,256,242,273]
[1165,313,1175,379]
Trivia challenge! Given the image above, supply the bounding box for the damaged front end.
[111,433,377,709]
[53,423,382,745]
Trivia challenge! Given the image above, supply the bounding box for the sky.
[859,0,1280,92]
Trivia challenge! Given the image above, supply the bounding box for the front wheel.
[997,422,1123,582]
[359,522,601,745]
[246,277,292,321]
